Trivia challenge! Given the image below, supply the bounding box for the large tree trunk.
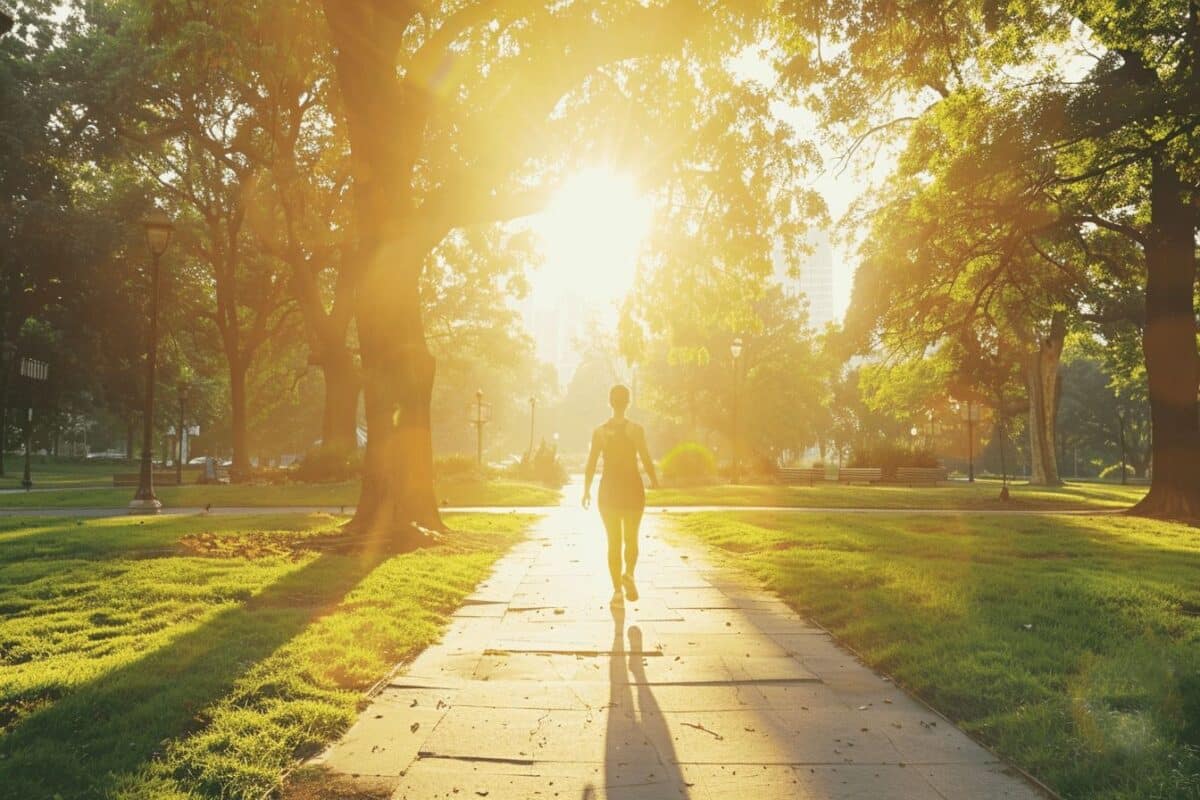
[1025,312,1065,486]
[229,360,251,481]
[289,245,360,456]
[319,347,360,454]
[325,0,443,542]
[0,365,7,476]
[1132,157,1200,518]
[347,260,443,536]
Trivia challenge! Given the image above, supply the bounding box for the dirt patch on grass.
[179,530,313,560]
[0,689,61,735]
[279,766,394,800]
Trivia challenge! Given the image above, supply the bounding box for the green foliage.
[0,512,531,798]
[659,441,718,487]
[505,445,568,489]
[425,229,556,459]
[676,510,1200,799]
[294,446,362,483]
[434,454,488,481]
[788,0,1200,509]
[631,284,832,463]
[846,442,939,477]
[1058,335,1151,479]
[1098,463,1134,481]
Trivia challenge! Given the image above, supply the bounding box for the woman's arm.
[582,428,601,508]
[637,426,659,489]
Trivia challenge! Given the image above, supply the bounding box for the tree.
[840,110,1078,486]
[615,46,825,461]
[424,227,553,459]
[1059,332,1152,478]
[783,1,1200,511]
[72,0,372,477]
[321,0,779,540]
[1,5,182,465]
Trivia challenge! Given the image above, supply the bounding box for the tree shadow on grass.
[0,513,345,565]
[0,546,390,800]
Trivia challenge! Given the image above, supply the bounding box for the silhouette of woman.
[583,384,658,603]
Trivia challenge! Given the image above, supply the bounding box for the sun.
[529,168,653,303]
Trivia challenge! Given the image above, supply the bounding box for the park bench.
[894,466,948,485]
[776,467,829,485]
[836,467,883,484]
[112,472,183,488]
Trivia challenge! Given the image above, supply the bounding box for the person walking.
[582,384,658,604]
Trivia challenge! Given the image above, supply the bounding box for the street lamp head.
[730,337,743,360]
[143,208,174,258]
[910,425,919,438]
[476,388,484,400]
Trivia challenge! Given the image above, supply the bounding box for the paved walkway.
[304,497,1046,799]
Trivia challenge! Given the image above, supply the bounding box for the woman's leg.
[622,505,644,578]
[600,507,624,590]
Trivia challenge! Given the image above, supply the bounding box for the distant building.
[775,230,837,330]
[522,291,590,389]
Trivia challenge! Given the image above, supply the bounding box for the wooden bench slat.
[837,467,882,483]
[776,467,828,485]
[893,466,947,484]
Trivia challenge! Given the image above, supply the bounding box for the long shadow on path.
[583,602,689,800]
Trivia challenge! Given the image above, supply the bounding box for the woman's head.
[609,384,631,413]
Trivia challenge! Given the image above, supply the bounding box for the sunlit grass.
[648,478,1147,510]
[0,512,531,799]
[672,511,1200,800]
[0,478,560,508]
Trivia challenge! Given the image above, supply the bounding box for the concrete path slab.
[303,500,1048,799]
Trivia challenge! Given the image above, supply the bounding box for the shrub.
[505,443,568,488]
[717,452,778,483]
[660,442,718,487]
[1099,463,1135,481]
[294,446,362,483]
[435,454,491,482]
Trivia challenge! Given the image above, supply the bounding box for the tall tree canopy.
[320,0,796,541]
[786,0,1200,517]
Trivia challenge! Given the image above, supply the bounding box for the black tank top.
[598,420,644,509]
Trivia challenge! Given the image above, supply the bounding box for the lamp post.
[528,396,536,458]
[130,209,173,514]
[730,337,743,484]
[959,400,980,482]
[19,357,47,491]
[176,380,191,486]
[467,389,491,467]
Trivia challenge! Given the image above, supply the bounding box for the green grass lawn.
[0,456,182,489]
[0,511,532,799]
[0,477,560,508]
[647,478,1148,510]
[672,510,1200,800]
